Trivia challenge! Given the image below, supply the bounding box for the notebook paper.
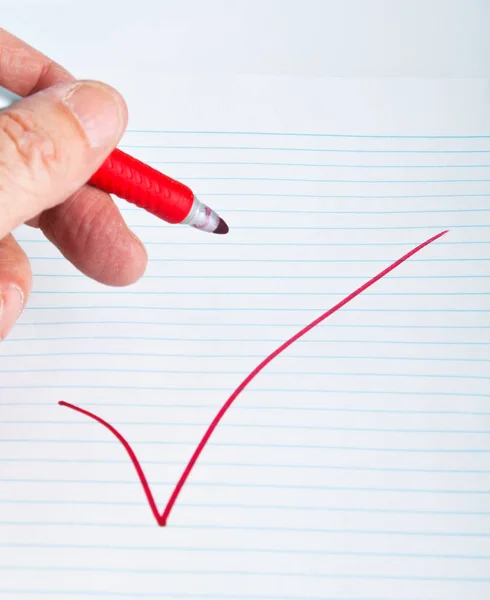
[1,14,490,599]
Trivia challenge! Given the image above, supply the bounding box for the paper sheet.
[1,3,490,599]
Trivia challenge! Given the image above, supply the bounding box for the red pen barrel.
[89,148,194,223]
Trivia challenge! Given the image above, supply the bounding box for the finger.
[0,27,72,95]
[39,186,147,286]
[0,79,127,239]
[0,29,146,289]
[0,233,31,339]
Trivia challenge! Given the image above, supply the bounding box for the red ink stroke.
[59,230,447,526]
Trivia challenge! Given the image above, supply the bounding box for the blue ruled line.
[15,240,490,246]
[2,403,489,416]
[0,387,488,398]
[2,368,489,380]
[129,224,487,230]
[5,334,490,345]
[1,353,488,362]
[119,144,490,154]
[197,192,490,198]
[20,307,490,312]
[125,129,490,138]
[22,275,490,280]
[5,419,490,435]
[146,159,490,169]
[23,255,490,262]
[1,459,489,475]
[0,590,427,600]
[2,497,490,518]
[0,439,488,453]
[138,159,490,169]
[0,541,488,561]
[25,290,490,296]
[0,565,488,583]
[130,208,490,215]
[153,176,490,183]
[10,322,490,330]
[1,520,490,535]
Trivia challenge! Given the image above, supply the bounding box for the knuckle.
[0,233,30,274]
[73,194,127,279]
[0,44,26,79]
[0,109,61,182]
[0,41,52,89]
[76,191,116,245]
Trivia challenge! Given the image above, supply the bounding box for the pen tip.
[214,218,229,235]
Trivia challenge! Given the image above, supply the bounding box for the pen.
[90,148,229,234]
[1,91,229,235]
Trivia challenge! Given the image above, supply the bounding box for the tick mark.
[59,230,448,526]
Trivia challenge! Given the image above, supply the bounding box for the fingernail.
[0,285,24,340]
[63,82,124,148]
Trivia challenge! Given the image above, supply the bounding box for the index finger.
[0,27,73,96]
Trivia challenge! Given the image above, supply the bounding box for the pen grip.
[89,149,194,223]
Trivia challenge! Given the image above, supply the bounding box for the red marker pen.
[90,148,229,235]
[0,90,228,235]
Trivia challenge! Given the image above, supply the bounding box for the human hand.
[0,28,147,339]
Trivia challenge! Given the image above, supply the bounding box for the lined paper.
[0,46,490,600]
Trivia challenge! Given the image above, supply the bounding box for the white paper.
[1,3,490,599]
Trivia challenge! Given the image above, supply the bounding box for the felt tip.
[214,218,229,235]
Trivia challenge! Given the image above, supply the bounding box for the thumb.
[0,80,127,239]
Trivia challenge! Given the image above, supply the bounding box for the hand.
[0,28,147,339]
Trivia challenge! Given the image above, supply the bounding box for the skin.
[0,28,148,339]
